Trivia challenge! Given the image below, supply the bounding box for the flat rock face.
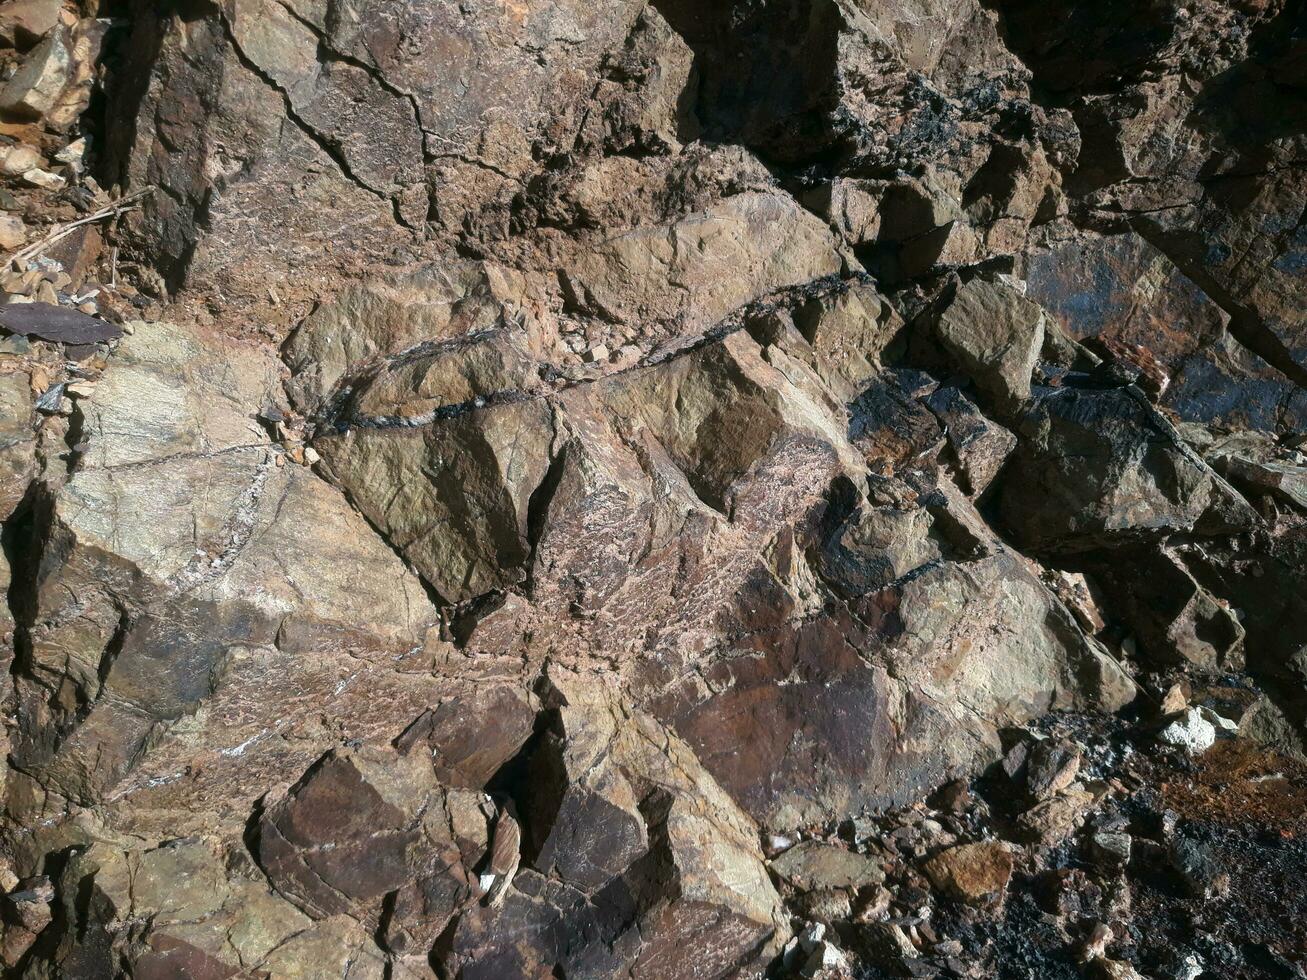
[4,0,1306,976]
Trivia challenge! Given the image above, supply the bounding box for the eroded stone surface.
[4,0,1306,975]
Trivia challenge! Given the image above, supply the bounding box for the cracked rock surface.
[1,0,1305,976]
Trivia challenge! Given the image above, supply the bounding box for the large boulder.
[995,385,1258,553]
[10,321,442,826]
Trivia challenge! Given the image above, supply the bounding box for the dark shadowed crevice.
[647,0,848,169]
[96,0,226,294]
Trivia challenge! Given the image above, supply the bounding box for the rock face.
[2,0,1305,976]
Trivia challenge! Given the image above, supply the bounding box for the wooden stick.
[8,187,155,268]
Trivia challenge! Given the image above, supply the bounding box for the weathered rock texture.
[1,0,1304,976]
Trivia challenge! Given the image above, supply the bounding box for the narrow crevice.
[523,428,569,601]
[214,8,397,214]
[313,275,850,436]
[270,0,431,155]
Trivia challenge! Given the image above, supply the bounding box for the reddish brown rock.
[923,841,1015,904]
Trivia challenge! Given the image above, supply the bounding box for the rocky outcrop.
[3,0,1305,976]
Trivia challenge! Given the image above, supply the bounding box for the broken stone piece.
[928,276,1046,413]
[1168,837,1225,898]
[922,840,1014,904]
[1017,785,1097,845]
[1080,922,1113,963]
[18,166,66,190]
[770,840,886,894]
[1088,832,1132,872]
[0,213,26,250]
[801,939,851,978]
[0,142,41,176]
[1024,739,1082,800]
[0,303,121,344]
[1218,454,1307,512]
[1156,708,1217,755]
[0,27,70,118]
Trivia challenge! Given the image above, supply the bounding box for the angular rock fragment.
[925,277,1047,413]
[770,841,886,894]
[0,25,68,117]
[1090,547,1245,670]
[1024,739,1082,800]
[1217,454,1307,512]
[314,395,554,604]
[256,746,487,952]
[0,0,62,48]
[1024,228,1305,432]
[394,682,537,789]
[1017,785,1098,845]
[921,384,1018,495]
[0,213,26,250]
[789,278,903,398]
[0,302,121,344]
[997,386,1257,553]
[559,190,844,336]
[1156,708,1218,755]
[439,670,789,978]
[11,321,440,824]
[283,261,518,413]
[922,841,1014,904]
[0,369,35,520]
[39,837,399,978]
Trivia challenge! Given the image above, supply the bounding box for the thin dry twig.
[9,187,155,268]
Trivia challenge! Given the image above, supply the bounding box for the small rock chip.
[1198,705,1239,733]
[801,941,850,978]
[1159,682,1189,716]
[18,166,66,191]
[1156,707,1217,754]
[0,143,42,177]
[1018,785,1097,845]
[795,888,853,924]
[1168,838,1225,898]
[1025,739,1082,799]
[839,815,876,844]
[922,840,1013,904]
[3,875,54,935]
[797,921,826,955]
[1080,921,1113,963]
[0,0,63,47]
[931,778,971,814]
[0,30,71,118]
[861,922,921,968]
[1050,570,1107,633]
[54,136,87,167]
[770,840,885,893]
[1088,832,1132,871]
[1000,739,1030,782]
[0,213,26,251]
